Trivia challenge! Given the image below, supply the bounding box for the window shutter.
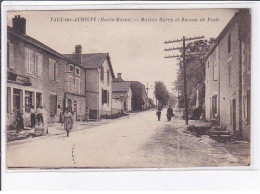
[49,59,55,81]
[25,48,29,73]
[50,95,57,116]
[30,51,34,74]
[8,43,14,68]
[101,66,104,81]
[55,63,59,81]
[38,54,43,77]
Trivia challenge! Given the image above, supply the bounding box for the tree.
[168,93,178,107]
[174,38,216,108]
[154,81,170,106]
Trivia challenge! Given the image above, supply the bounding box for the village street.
[7,109,250,169]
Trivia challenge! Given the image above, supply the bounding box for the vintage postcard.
[3,7,251,169]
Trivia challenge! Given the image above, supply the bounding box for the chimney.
[117,73,122,79]
[74,45,82,64]
[12,15,26,34]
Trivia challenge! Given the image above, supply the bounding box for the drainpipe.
[238,38,243,136]
[217,43,221,125]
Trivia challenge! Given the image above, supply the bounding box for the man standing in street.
[156,105,162,121]
[167,105,174,122]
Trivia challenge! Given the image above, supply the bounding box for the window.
[25,90,34,113]
[102,89,108,104]
[75,77,80,94]
[13,88,22,112]
[8,43,14,68]
[50,95,57,116]
[228,34,231,53]
[107,70,110,84]
[101,66,104,81]
[75,67,80,76]
[35,52,43,77]
[25,47,34,74]
[49,58,57,81]
[68,75,74,92]
[213,62,218,81]
[69,64,74,72]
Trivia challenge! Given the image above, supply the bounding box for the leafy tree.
[154,81,170,106]
[174,38,216,108]
[168,93,178,107]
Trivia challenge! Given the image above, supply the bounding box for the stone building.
[6,15,86,129]
[205,9,251,139]
[65,51,115,119]
[112,73,132,114]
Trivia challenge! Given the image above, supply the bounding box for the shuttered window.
[35,52,43,77]
[75,77,80,94]
[102,89,108,104]
[25,47,34,74]
[50,95,57,116]
[101,66,104,81]
[8,43,15,68]
[49,58,57,81]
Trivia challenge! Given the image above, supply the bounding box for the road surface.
[7,109,250,169]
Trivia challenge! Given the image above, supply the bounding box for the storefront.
[7,74,43,129]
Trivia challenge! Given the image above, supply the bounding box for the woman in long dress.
[64,108,73,137]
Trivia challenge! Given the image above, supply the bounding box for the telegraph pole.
[164,35,204,125]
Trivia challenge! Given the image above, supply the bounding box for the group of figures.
[156,105,175,121]
[15,105,44,133]
[15,104,91,137]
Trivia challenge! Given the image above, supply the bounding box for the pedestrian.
[64,107,73,137]
[166,105,174,122]
[86,106,90,122]
[57,105,64,124]
[30,105,36,128]
[16,109,24,133]
[156,105,162,121]
[36,105,44,126]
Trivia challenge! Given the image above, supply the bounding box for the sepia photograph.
[4,8,251,169]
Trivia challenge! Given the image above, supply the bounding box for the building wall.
[98,58,113,117]
[85,69,99,119]
[7,33,65,126]
[112,88,132,112]
[241,31,251,140]
[205,48,219,120]
[218,22,240,136]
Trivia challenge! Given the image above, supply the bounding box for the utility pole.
[164,36,204,125]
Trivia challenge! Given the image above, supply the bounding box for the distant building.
[6,15,86,129]
[65,51,115,119]
[112,73,132,114]
[130,81,148,111]
[205,9,251,139]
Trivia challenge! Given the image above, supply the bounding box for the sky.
[7,9,238,98]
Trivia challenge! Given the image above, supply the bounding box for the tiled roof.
[112,81,131,92]
[113,77,125,82]
[65,53,115,78]
[7,26,82,68]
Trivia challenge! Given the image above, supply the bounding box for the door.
[13,88,22,112]
[232,99,236,132]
